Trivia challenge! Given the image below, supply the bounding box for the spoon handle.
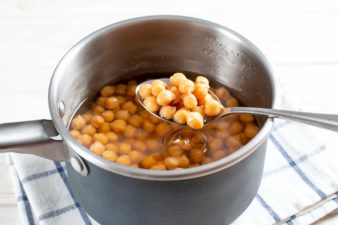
[227,107,338,132]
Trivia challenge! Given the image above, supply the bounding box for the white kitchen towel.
[6,96,338,225]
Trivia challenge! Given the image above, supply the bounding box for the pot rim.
[49,15,278,181]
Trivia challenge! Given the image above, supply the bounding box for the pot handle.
[0,120,66,161]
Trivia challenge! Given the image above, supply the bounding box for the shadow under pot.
[0,16,276,225]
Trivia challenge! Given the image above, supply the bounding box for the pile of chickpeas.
[139,73,223,129]
[70,73,260,170]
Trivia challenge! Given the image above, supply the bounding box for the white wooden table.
[0,1,338,224]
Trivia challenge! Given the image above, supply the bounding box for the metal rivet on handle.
[58,101,65,118]
[69,154,89,176]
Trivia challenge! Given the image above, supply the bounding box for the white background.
[0,0,338,224]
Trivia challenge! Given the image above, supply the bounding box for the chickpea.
[182,93,198,109]
[139,84,152,99]
[128,114,143,127]
[150,164,166,170]
[100,85,115,97]
[225,136,242,148]
[191,134,203,144]
[70,130,80,138]
[155,122,170,136]
[215,87,230,99]
[135,131,148,140]
[178,155,190,168]
[170,72,187,87]
[143,120,155,133]
[226,97,239,107]
[189,164,200,168]
[116,109,130,120]
[132,140,147,152]
[173,108,189,124]
[129,151,144,164]
[178,79,195,94]
[230,122,244,135]
[93,133,108,145]
[218,121,230,130]
[164,157,179,169]
[127,84,137,97]
[116,84,127,95]
[210,139,223,150]
[116,155,132,166]
[124,125,137,138]
[170,86,181,104]
[193,83,209,100]
[82,112,93,123]
[102,110,115,122]
[216,130,230,139]
[198,93,213,105]
[239,133,249,145]
[90,141,105,155]
[151,80,167,97]
[195,76,209,85]
[149,115,161,124]
[92,105,105,115]
[187,112,204,129]
[244,125,260,138]
[240,114,254,123]
[146,139,159,152]
[212,150,226,160]
[228,114,240,122]
[116,96,126,105]
[128,80,137,86]
[105,143,118,152]
[204,99,222,116]
[122,101,137,114]
[78,134,93,147]
[106,97,119,110]
[166,145,183,157]
[106,132,118,142]
[71,115,86,130]
[143,96,160,113]
[96,97,107,107]
[156,90,175,106]
[97,122,110,135]
[202,157,213,165]
[110,119,127,133]
[190,148,204,163]
[159,106,176,120]
[140,156,158,169]
[102,150,117,161]
[118,143,132,155]
[139,109,150,119]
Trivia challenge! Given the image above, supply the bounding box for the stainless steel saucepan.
[0,16,278,225]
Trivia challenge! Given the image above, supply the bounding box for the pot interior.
[52,17,274,127]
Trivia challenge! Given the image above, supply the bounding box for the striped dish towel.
[6,99,338,225]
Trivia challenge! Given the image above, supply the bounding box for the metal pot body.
[0,16,276,225]
[67,141,267,225]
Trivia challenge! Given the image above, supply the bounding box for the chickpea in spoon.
[136,73,223,129]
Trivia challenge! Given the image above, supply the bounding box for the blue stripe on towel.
[256,194,281,223]
[39,203,80,220]
[54,162,92,225]
[270,134,326,199]
[18,182,35,225]
[21,169,59,184]
[263,145,326,177]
